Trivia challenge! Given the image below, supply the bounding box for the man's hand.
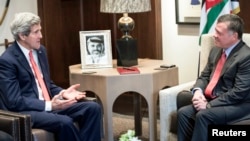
[62,84,86,101]
[192,90,207,111]
[51,94,77,110]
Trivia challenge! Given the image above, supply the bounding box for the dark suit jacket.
[0,41,63,112]
[194,40,250,108]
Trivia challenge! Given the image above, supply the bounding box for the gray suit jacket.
[194,40,250,107]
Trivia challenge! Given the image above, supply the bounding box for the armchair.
[0,114,20,141]
[159,33,250,141]
[0,110,33,141]
[0,109,58,141]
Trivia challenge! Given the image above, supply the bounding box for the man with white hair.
[0,12,102,141]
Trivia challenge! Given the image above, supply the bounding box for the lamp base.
[116,38,138,67]
[118,13,135,39]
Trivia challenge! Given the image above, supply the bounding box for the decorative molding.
[0,0,10,25]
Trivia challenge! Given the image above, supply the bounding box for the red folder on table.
[117,67,140,75]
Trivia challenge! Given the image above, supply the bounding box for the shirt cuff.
[45,101,52,111]
[192,88,203,94]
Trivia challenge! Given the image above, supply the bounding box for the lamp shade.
[100,0,151,13]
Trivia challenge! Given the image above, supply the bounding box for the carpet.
[112,113,160,141]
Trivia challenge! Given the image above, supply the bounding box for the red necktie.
[29,51,51,101]
[205,51,226,99]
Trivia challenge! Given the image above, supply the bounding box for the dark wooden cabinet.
[238,0,250,33]
[37,0,162,88]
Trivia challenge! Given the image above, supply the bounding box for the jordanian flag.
[199,0,240,41]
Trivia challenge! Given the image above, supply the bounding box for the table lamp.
[100,0,151,67]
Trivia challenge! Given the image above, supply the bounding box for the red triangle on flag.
[206,0,222,11]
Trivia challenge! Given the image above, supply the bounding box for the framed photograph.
[175,0,201,24]
[79,30,113,69]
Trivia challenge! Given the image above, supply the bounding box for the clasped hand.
[192,90,208,111]
[52,84,86,110]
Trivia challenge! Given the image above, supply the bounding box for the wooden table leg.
[134,93,142,136]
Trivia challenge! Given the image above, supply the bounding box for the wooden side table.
[69,59,179,141]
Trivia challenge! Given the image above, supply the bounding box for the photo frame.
[175,0,201,24]
[79,30,113,69]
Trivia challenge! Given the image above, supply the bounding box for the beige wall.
[0,0,37,54]
[161,0,201,84]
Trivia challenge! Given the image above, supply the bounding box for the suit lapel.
[12,43,33,75]
[221,41,245,75]
[11,43,39,97]
[36,49,46,75]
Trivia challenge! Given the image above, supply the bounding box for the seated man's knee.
[0,130,13,141]
[177,106,188,117]
[88,102,102,113]
[195,110,207,120]
[57,116,75,128]
[177,90,193,109]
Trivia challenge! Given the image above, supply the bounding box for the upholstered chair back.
[199,33,250,75]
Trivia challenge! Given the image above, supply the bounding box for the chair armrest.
[0,110,32,141]
[159,81,195,141]
[0,115,20,141]
[81,97,97,102]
